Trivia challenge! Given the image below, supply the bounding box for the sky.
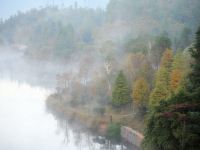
[0,0,109,20]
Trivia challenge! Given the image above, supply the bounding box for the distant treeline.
[0,0,200,59]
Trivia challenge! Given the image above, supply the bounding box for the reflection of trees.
[50,113,134,150]
[99,140,130,150]
[63,120,69,144]
[86,133,95,150]
[73,129,82,150]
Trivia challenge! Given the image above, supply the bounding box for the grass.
[46,93,145,135]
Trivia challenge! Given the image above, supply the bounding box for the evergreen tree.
[112,71,131,107]
[143,26,200,150]
[150,49,173,106]
[188,26,200,95]
[143,92,200,150]
[170,52,190,94]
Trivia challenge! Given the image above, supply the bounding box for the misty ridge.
[0,0,199,125]
[0,0,200,149]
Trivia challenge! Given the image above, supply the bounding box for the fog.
[0,0,109,20]
[0,0,200,150]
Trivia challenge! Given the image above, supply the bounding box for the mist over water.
[0,47,136,150]
[0,0,200,149]
[0,79,59,150]
[0,77,131,150]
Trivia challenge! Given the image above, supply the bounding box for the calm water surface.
[0,79,137,150]
[0,48,137,150]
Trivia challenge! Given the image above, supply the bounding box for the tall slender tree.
[112,71,131,107]
[132,77,149,116]
[143,26,200,150]
[188,26,200,95]
[149,49,173,106]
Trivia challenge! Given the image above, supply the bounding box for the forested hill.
[0,0,200,60]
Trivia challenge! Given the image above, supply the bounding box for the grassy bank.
[46,93,145,135]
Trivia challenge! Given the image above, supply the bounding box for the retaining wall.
[121,126,144,148]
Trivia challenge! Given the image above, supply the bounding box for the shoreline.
[46,93,144,148]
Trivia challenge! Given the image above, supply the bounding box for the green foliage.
[54,24,75,57]
[112,71,131,107]
[143,26,200,150]
[132,77,150,118]
[143,92,200,150]
[150,49,173,106]
[106,123,121,142]
[170,52,190,94]
[188,26,200,93]
[124,36,150,54]
[0,7,105,59]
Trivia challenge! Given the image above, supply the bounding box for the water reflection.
[50,113,138,150]
[0,79,137,150]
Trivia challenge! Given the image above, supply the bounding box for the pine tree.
[170,52,188,94]
[143,26,200,150]
[112,71,131,107]
[188,26,200,94]
[150,49,173,106]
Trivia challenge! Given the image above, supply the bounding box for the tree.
[150,49,173,106]
[188,26,200,94]
[170,69,182,93]
[170,52,188,94]
[132,77,149,107]
[125,36,151,54]
[112,71,131,107]
[55,23,75,57]
[123,53,146,84]
[143,26,200,150]
[151,33,171,69]
[143,92,200,150]
[132,77,149,116]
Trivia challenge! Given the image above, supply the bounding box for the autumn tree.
[112,71,131,107]
[149,49,173,106]
[132,77,149,116]
[123,53,146,84]
[169,52,190,94]
[143,26,200,150]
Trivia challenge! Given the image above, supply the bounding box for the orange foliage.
[170,69,182,93]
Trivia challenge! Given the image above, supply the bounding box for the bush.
[106,123,121,142]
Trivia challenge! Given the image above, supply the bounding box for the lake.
[0,79,138,150]
[0,47,138,150]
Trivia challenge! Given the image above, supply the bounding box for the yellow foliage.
[132,77,149,107]
[160,48,173,69]
[149,49,173,107]
[170,69,182,93]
